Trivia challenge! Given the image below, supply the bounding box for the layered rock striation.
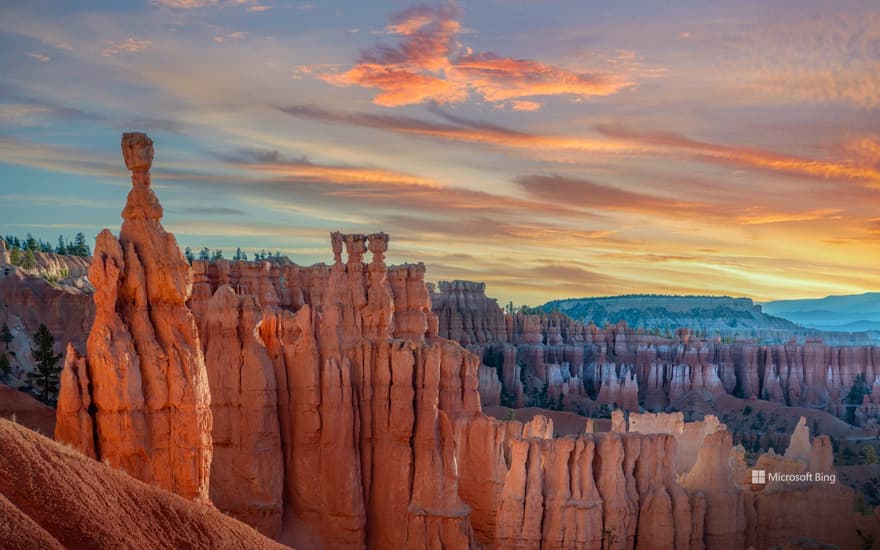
[188,233,478,546]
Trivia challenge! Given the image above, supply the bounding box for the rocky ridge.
[432,281,880,428]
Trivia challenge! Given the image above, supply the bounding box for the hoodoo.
[55,133,213,503]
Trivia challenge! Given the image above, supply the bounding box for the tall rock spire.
[56,132,213,503]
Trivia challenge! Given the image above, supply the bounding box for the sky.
[0,0,878,305]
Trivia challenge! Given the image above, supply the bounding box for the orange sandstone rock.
[202,286,283,536]
[55,132,212,503]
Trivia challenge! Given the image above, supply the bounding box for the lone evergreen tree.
[72,232,90,256]
[0,353,10,384]
[25,233,38,251]
[184,246,195,264]
[21,248,37,270]
[56,234,66,254]
[26,323,63,404]
[0,323,12,350]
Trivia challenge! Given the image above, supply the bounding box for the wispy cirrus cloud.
[314,3,632,109]
[516,174,710,216]
[102,38,152,57]
[277,104,641,155]
[224,148,437,186]
[213,31,247,43]
[26,52,50,62]
[153,0,217,7]
[597,124,880,184]
[737,207,844,225]
[153,0,274,10]
[277,103,880,187]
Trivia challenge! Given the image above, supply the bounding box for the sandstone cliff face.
[431,280,508,345]
[201,286,283,536]
[0,239,91,290]
[55,132,213,503]
[0,265,93,386]
[190,233,479,548]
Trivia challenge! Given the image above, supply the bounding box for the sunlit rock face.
[56,132,213,504]
[190,232,479,547]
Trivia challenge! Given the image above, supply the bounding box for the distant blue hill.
[541,294,801,335]
[761,293,880,332]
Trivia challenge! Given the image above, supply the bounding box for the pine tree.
[72,232,90,256]
[55,234,66,254]
[9,247,22,266]
[0,323,11,350]
[0,353,10,384]
[211,249,224,261]
[21,248,37,270]
[25,233,38,251]
[198,247,210,261]
[184,247,194,264]
[26,324,63,404]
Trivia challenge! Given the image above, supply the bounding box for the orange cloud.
[598,124,880,184]
[320,65,467,106]
[451,53,629,102]
[278,105,642,155]
[317,3,631,109]
[238,160,436,187]
[737,208,844,225]
[516,174,709,216]
[511,100,541,112]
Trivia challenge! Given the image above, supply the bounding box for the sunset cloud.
[102,38,152,57]
[226,149,437,187]
[26,52,50,62]
[277,104,641,155]
[511,100,541,112]
[450,53,629,103]
[516,175,709,216]
[3,0,879,305]
[153,0,217,7]
[737,208,844,225]
[315,2,631,108]
[598,124,880,184]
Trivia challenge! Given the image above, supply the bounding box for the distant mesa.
[762,292,880,332]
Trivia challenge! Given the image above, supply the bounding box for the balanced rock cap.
[121,132,154,172]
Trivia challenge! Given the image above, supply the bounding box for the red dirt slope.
[0,384,56,435]
[0,418,291,550]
